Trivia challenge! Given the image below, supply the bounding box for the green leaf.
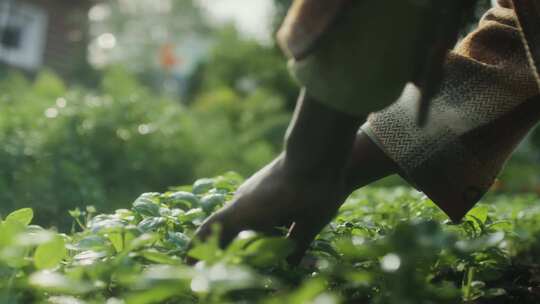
[87,215,126,233]
[178,208,205,224]
[188,240,223,263]
[73,250,107,265]
[200,194,226,213]
[137,217,166,232]
[188,225,223,263]
[133,195,161,217]
[34,235,67,269]
[45,295,86,304]
[0,222,29,267]
[192,178,214,194]
[108,232,124,252]
[226,230,260,255]
[166,231,191,250]
[141,249,181,265]
[125,286,186,304]
[169,191,200,209]
[243,237,294,267]
[467,206,488,224]
[289,278,328,304]
[77,235,109,251]
[29,271,95,294]
[213,172,244,192]
[127,233,159,251]
[5,208,33,226]
[0,219,25,246]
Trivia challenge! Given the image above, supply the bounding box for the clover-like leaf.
[34,235,67,269]
[5,208,33,226]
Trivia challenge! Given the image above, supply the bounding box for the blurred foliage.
[0,66,289,228]
[186,25,297,108]
[1,0,300,229]
[182,25,294,175]
[88,0,210,71]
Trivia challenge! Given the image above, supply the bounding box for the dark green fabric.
[287,0,459,116]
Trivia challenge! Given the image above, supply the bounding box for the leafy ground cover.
[2,173,540,304]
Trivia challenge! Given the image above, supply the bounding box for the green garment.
[280,0,469,116]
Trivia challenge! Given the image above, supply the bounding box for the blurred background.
[0,0,538,229]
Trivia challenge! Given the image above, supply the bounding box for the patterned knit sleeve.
[362,3,540,221]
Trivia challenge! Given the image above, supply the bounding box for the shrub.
[0,69,288,228]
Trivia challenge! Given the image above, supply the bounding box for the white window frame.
[0,0,48,70]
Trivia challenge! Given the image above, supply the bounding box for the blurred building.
[0,0,92,74]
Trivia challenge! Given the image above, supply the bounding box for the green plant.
[1,173,540,303]
[0,69,288,229]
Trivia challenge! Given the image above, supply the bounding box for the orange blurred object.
[159,43,181,70]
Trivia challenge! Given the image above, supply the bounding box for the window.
[0,1,48,70]
[1,26,22,49]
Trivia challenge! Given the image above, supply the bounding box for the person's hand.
[192,128,402,265]
[192,153,347,264]
[192,91,363,265]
